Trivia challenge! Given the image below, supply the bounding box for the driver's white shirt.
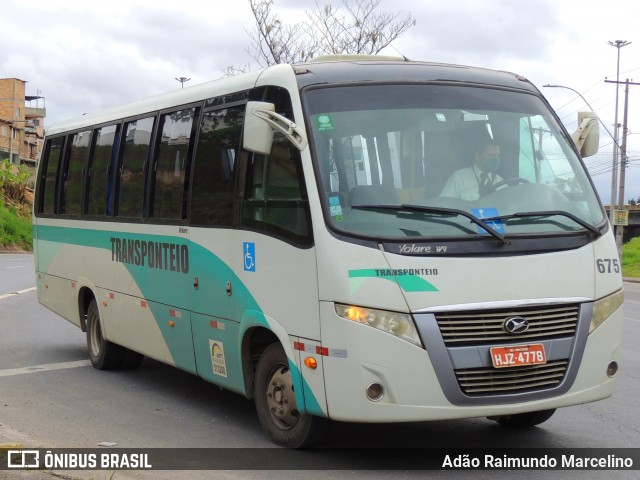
[440,165,503,201]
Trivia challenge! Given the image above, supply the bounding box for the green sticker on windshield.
[316,114,335,132]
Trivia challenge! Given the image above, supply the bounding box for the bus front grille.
[455,360,569,396]
[435,304,579,346]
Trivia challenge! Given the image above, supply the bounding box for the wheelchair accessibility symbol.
[243,242,256,272]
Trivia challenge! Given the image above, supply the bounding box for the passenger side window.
[118,116,155,218]
[87,124,120,216]
[39,136,65,214]
[190,106,244,226]
[61,130,91,215]
[241,132,311,245]
[151,108,197,220]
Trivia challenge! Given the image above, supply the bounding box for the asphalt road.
[0,253,639,480]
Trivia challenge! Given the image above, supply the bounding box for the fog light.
[366,383,384,402]
[607,361,618,378]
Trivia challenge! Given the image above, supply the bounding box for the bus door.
[187,105,247,393]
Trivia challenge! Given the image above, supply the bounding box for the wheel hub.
[266,366,298,429]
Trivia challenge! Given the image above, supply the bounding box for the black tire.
[491,409,556,428]
[254,343,329,448]
[120,349,145,370]
[86,299,143,370]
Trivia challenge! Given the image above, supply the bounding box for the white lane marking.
[0,360,91,377]
[0,286,36,301]
[7,266,24,269]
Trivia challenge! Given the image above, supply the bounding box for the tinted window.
[151,108,197,220]
[40,137,65,214]
[241,132,311,243]
[87,124,120,216]
[61,130,91,215]
[118,117,155,218]
[190,106,244,226]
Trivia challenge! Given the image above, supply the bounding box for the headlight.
[335,304,422,347]
[590,289,624,333]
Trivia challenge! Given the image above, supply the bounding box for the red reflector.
[109,293,115,299]
[316,346,329,356]
[169,310,176,317]
[294,342,305,351]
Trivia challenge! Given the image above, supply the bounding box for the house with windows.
[0,77,46,166]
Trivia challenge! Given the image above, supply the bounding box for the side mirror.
[243,101,307,155]
[570,111,599,158]
[244,101,276,155]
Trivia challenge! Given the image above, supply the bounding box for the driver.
[440,138,503,200]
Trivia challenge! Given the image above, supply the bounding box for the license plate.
[490,344,546,368]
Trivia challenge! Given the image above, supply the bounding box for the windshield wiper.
[481,210,602,236]
[352,204,510,245]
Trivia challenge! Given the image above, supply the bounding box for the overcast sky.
[2,0,639,203]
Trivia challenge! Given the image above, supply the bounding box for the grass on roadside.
[622,237,640,278]
[0,198,32,251]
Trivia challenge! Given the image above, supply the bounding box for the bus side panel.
[97,286,195,371]
[36,270,80,328]
[232,232,325,414]
[36,239,92,327]
[192,312,245,394]
[35,224,196,371]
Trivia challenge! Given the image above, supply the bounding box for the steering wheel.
[483,177,530,195]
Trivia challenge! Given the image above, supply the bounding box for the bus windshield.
[304,84,605,240]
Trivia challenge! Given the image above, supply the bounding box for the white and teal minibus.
[33,55,623,448]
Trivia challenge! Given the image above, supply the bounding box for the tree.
[239,0,415,69]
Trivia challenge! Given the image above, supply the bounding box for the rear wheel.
[254,343,328,448]
[120,348,145,370]
[490,409,556,428]
[86,299,143,370]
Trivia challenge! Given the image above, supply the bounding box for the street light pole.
[175,77,191,88]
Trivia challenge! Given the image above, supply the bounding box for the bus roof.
[46,56,538,135]
[46,69,265,135]
[293,56,538,92]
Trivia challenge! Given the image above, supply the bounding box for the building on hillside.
[0,78,46,166]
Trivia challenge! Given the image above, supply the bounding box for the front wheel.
[489,409,556,428]
[254,343,328,448]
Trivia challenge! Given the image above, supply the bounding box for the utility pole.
[607,40,631,226]
[604,77,640,253]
